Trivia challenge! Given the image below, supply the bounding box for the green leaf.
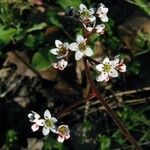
[98,135,111,150]
[32,52,50,71]
[0,25,17,45]
[57,0,82,9]
[46,11,62,28]
[26,23,47,32]
[24,34,36,48]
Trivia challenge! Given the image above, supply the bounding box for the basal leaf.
[32,52,50,71]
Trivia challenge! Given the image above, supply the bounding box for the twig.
[79,87,150,109]
[55,94,95,119]
[87,96,150,115]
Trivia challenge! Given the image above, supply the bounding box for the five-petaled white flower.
[28,111,44,132]
[79,4,96,23]
[50,40,69,59]
[96,3,109,22]
[42,110,58,136]
[57,125,70,143]
[95,57,118,82]
[69,35,93,61]
[52,59,68,70]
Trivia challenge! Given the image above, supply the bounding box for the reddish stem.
[56,94,95,119]
[83,57,142,150]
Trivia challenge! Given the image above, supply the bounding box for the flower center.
[102,63,111,73]
[81,9,90,18]
[59,46,67,56]
[58,126,69,136]
[45,119,53,127]
[79,42,86,51]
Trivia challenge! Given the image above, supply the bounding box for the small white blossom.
[50,40,69,59]
[28,111,44,132]
[57,125,70,143]
[113,57,126,72]
[79,4,96,23]
[52,59,68,70]
[95,24,105,34]
[42,110,57,136]
[95,57,118,82]
[96,3,109,22]
[69,35,93,61]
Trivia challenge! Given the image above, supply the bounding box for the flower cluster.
[50,34,93,66]
[95,57,126,82]
[49,3,109,70]
[28,110,70,143]
[78,3,109,34]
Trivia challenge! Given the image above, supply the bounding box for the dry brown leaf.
[5,51,37,79]
[4,51,58,81]
[39,68,58,81]
[54,78,77,95]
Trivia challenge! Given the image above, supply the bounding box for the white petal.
[79,4,87,11]
[96,73,108,82]
[64,42,69,49]
[31,124,39,132]
[51,117,57,123]
[42,127,50,136]
[52,62,59,69]
[112,58,120,66]
[96,64,103,72]
[75,51,84,61]
[101,16,109,22]
[89,8,95,15]
[86,26,93,32]
[118,64,126,72]
[102,7,108,14]
[55,40,62,48]
[103,57,110,64]
[69,43,78,51]
[36,119,45,126]
[44,110,51,119]
[57,136,65,143]
[28,113,33,119]
[65,134,70,139]
[109,69,118,77]
[50,48,59,55]
[89,16,96,22]
[84,47,93,56]
[95,24,105,33]
[76,35,85,44]
[83,23,93,32]
[51,127,57,133]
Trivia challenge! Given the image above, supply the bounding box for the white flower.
[79,4,96,23]
[57,125,70,143]
[50,40,69,59]
[42,110,58,136]
[28,111,44,132]
[69,35,93,61]
[96,3,109,22]
[52,59,68,70]
[95,57,118,82]
[95,24,105,34]
[113,57,126,72]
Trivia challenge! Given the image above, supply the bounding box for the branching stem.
[83,57,142,150]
